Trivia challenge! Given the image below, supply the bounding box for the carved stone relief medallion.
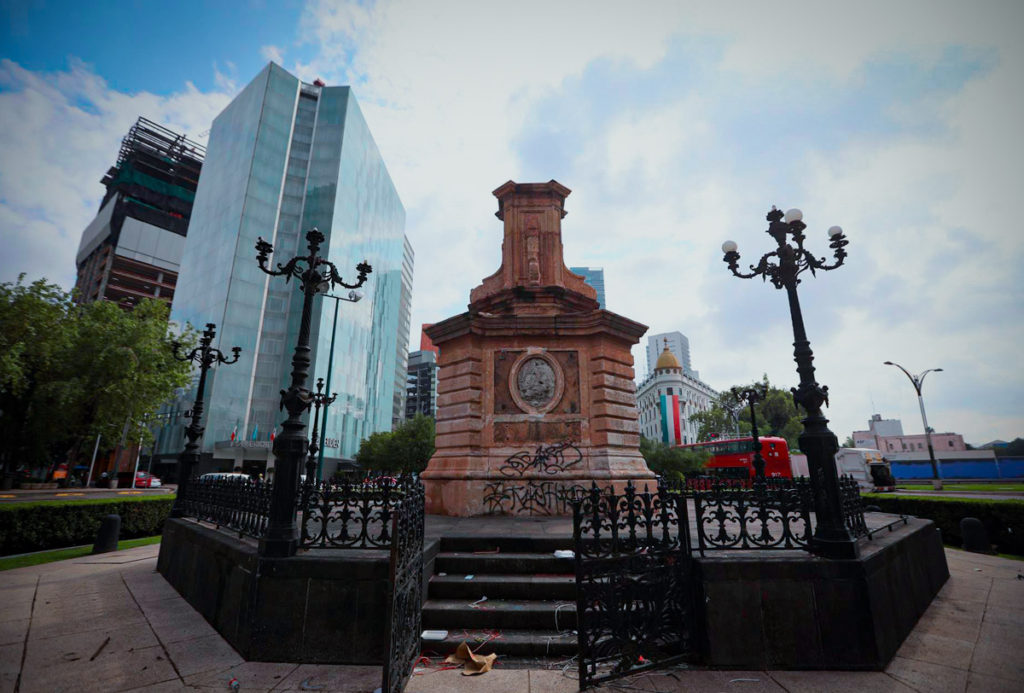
[517,357,555,408]
[508,349,565,415]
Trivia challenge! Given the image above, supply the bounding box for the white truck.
[835,448,895,492]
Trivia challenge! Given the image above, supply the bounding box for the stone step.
[422,598,578,631]
[429,573,576,601]
[420,629,577,658]
[434,552,574,576]
[438,536,574,554]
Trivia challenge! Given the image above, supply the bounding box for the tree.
[691,375,805,451]
[355,414,436,472]
[0,276,194,477]
[842,435,855,448]
[639,437,710,480]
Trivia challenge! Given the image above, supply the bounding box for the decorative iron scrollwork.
[178,475,272,538]
[299,472,416,549]
[573,482,696,689]
[838,475,869,537]
[382,477,425,693]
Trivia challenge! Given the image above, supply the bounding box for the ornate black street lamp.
[304,377,337,484]
[730,384,769,484]
[884,361,944,490]
[256,227,371,557]
[170,323,241,518]
[722,206,858,559]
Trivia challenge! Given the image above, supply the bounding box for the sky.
[1,0,1022,446]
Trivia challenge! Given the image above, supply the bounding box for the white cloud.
[0,59,233,291]
[260,44,285,65]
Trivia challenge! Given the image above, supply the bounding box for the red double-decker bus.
[678,436,792,480]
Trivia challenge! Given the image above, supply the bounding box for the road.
[0,486,176,503]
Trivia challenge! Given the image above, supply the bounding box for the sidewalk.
[1,544,1021,693]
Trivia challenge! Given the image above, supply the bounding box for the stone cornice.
[424,308,648,345]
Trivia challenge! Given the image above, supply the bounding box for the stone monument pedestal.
[421,181,654,516]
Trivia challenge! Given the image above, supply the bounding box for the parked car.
[199,472,253,483]
[118,471,162,488]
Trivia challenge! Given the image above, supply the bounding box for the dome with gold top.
[654,342,681,371]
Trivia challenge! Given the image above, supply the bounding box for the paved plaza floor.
[1,542,1021,692]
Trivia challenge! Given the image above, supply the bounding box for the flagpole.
[85,433,101,488]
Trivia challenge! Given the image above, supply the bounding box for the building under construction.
[75,117,205,308]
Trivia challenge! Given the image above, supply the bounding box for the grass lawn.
[896,482,1024,492]
[0,535,162,571]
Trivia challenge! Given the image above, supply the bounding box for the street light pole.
[884,361,944,490]
[305,378,337,483]
[256,228,371,558]
[731,384,769,485]
[317,291,363,480]
[723,206,857,559]
[170,323,241,518]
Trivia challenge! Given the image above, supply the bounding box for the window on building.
[948,440,954,447]
[667,388,673,395]
[917,443,923,450]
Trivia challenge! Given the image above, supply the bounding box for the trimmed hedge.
[864,494,1024,556]
[0,496,175,556]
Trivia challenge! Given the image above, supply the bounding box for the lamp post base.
[259,535,299,558]
[931,479,944,491]
[810,533,861,560]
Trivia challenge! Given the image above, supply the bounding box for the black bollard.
[960,517,994,554]
[92,514,121,554]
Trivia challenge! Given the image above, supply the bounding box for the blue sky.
[1,0,1021,445]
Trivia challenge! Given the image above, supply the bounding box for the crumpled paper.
[444,641,498,676]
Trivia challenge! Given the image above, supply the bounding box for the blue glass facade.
[169,63,406,467]
[570,266,606,308]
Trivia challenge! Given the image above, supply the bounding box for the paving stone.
[885,656,969,693]
[969,637,1024,681]
[523,669,578,693]
[767,670,916,692]
[0,642,23,693]
[639,670,788,692]
[405,666,530,693]
[275,663,381,691]
[165,632,244,678]
[18,643,176,693]
[966,671,1023,693]
[934,580,991,604]
[894,631,974,670]
[0,620,28,647]
[982,602,1024,628]
[145,606,219,645]
[183,661,299,690]
[28,604,148,641]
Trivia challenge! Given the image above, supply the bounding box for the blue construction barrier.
[891,457,1024,480]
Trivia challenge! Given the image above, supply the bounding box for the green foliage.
[639,437,710,480]
[354,414,436,473]
[0,276,195,476]
[863,494,1024,556]
[0,535,162,571]
[692,375,805,450]
[0,496,174,556]
[994,438,1024,457]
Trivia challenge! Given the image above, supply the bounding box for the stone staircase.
[420,535,578,659]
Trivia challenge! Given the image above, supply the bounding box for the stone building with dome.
[636,341,718,446]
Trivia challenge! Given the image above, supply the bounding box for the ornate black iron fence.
[381,478,425,693]
[686,477,813,554]
[838,475,869,537]
[177,475,273,539]
[573,482,697,690]
[299,472,417,550]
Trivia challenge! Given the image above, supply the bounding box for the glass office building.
[570,266,605,308]
[168,62,406,475]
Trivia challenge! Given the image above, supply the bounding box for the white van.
[835,448,895,492]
